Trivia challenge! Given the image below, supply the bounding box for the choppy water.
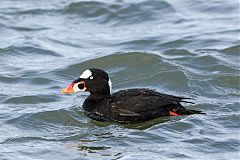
[0,0,239,159]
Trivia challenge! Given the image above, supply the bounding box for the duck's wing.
[110,89,190,117]
[113,108,141,117]
[112,88,193,105]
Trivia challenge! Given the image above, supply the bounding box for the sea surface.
[0,0,239,160]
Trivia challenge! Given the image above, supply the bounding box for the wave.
[2,94,60,104]
[221,45,240,55]
[64,0,177,25]
[0,45,62,57]
[0,0,179,26]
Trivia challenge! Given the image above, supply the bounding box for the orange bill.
[61,83,75,94]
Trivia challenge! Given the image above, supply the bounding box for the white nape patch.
[80,69,92,79]
[108,78,112,94]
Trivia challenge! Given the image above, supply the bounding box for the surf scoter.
[61,68,204,123]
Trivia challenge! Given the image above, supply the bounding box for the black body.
[83,88,203,123]
[69,68,204,123]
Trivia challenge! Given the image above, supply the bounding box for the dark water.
[0,0,239,159]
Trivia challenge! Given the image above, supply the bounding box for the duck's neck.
[88,92,111,101]
[83,93,111,112]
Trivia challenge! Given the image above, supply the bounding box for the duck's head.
[61,68,112,98]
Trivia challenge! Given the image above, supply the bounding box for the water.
[0,0,239,159]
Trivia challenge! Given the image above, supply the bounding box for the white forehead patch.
[80,69,92,79]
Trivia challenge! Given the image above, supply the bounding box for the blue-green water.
[0,0,239,159]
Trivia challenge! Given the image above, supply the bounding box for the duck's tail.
[169,109,205,116]
[169,103,205,116]
[179,109,206,115]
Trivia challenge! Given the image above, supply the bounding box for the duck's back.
[108,88,193,122]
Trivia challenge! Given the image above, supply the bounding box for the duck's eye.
[89,76,94,80]
[78,83,85,90]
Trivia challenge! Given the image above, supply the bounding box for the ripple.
[9,26,50,31]
[163,49,194,58]
[7,109,78,126]
[2,95,60,104]
[209,75,240,89]
[77,145,111,152]
[3,109,92,142]
[117,38,192,51]
[0,4,61,15]
[56,52,160,79]
[0,74,20,83]
[64,0,177,25]
[0,74,56,86]
[118,38,159,50]
[2,136,50,144]
[0,45,62,57]
[211,113,240,129]
[27,77,56,85]
[222,45,240,55]
[160,39,192,49]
